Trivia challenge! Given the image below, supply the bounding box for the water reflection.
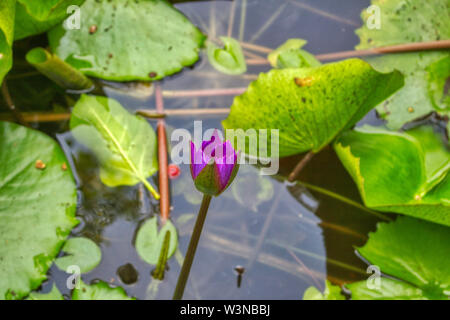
[29,0,379,299]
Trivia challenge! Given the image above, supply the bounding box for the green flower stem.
[26,47,93,91]
[173,194,212,300]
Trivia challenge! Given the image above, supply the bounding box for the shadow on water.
[5,0,385,299]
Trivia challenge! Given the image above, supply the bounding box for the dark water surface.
[11,0,386,299]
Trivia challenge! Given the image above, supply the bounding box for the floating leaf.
[70,95,159,199]
[222,58,404,158]
[334,125,450,226]
[368,52,450,130]
[0,0,15,85]
[356,0,450,129]
[48,0,205,81]
[0,121,78,299]
[55,237,102,273]
[346,217,450,300]
[27,284,64,300]
[135,217,178,265]
[268,38,320,69]
[207,36,246,75]
[303,280,345,300]
[72,279,135,300]
[14,0,85,40]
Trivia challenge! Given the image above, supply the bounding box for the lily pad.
[346,217,450,300]
[356,0,450,129]
[303,280,345,300]
[334,125,450,227]
[268,38,321,69]
[48,0,205,81]
[207,36,246,75]
[14,0,85,40]
[27,284,64,300]
[222,58,404,158]
[70,94,159,199]
[54,237,102,273]
[0,121,78,299]
[72,279,135,300]
[0,0,15,84]
[135,216,178,265]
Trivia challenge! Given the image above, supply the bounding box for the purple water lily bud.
[190,130,240,196]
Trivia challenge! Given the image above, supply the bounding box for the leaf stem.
[173,194,212,300]
[295,180,393,222]
[1,80,27,126]
[288,151,315,182]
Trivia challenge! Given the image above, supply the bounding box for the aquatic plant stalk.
[288,151,315,182]
[155,85,170,223]
[1,80,27,126]
[173,194,212,300]
[26,47,93,91]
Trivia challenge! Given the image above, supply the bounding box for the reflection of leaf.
[135,217,178,265]
[72,280,134,300]
[231,165,273,212]
[0,121,78,299]
[172,169,203,205]
[55,237,102,273]
[70,95,159,199]
[27,284,63,300]
[0,1,15,84]
[268,39,320,69]
[14,0,85,40]
[356,0,450,129]
[347,217,450,300]
[222,59,404,158]
[207,36,246,75]
[303,280,345,300]
[48,0,205,81]
[334,125,450,227]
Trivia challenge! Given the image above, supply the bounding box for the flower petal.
[190,141,207,179]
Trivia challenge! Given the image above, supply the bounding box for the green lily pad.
[54,237,102,273]
[368,52,450,130]
[48,0,205,81]
[14,0,85,40]
[334,125,450,226]
[27,284,64,300]
[207,36,246,75]
[268,38,321,69]
[356,0,450,129]
[303,280,345,300]
[0,121,78,300]
[346,217,450,300]
[222,58,404,158]
[135,216,178,265]
[72,279,135,300]
[0,0,15,85]
[70,94,159,199]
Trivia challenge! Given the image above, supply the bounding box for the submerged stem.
[173,194,212,300]
[288,151,315,182]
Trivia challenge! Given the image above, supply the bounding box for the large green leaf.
[70,94,159,199]
[72,280,135,300]
[222,58,404,158]
[27,284,64,300]
[0,0,15,85]
[334,125,450,226]
[48,0,205,81]
[0,121,78,300]
[135,216,178,265]
[14,0,85,40]
[356,0,450,129]
[346,217,450,300]
[54,237,102,273]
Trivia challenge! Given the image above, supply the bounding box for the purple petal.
[190,141,207,179]
[214,142,237,189]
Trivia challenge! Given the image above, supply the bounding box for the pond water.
[5,0,391,299]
